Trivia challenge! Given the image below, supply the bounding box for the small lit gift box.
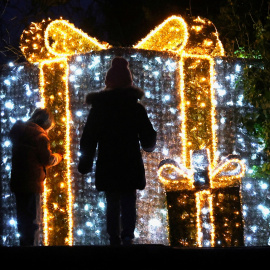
[158,149,246,247]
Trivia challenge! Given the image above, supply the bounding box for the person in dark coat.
[78,57,157,245]
[10,108,62,246]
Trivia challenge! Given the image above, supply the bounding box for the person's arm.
[37,135,62,167]
[78,108,99,174]
[136,104,157,152]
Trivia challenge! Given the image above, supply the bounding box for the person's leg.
[105,191,121,245]
[15,193,38,246]
[120,190,136,245]
[34,194,42,246]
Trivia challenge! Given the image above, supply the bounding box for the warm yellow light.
[158,163,194,191]
[20,20,55,63]
[134,15,188,53]
[185,17,225,57]
[39,58,73,246]
[210,159,246,189]
[193,17,207,24]
[44,19,109,57]
[53,203,58,210]
[63,59,73,246]
[20,18,109,64]
[192,25,203,32]
[195,190,215,246]
[179,53,217,169]
[203,39,213,47]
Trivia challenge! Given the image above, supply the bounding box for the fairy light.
[179,53,218,169]
[157,163,194,190]
[44,19,109,57]
[20,18,107,245]
[195,192,203,247]
[179,57,187,167]
[195,190,215,247]
[211,158,246,188]
[134,15,189,53]
[209,192,215,246]
[64,59,73,246]
[39,58,73,245]
[20,20,55,63]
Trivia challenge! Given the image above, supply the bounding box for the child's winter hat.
[105,57,133,89]
[29,108,54,130]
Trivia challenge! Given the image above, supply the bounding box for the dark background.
[0,0,224,65]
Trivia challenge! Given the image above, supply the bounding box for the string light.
[44,20,109,57]
[195,190,215,247]
[39,58,73,245]
[134,15,188,53]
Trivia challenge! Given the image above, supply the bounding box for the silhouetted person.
[78,57,156,245]
[10,108,62,246]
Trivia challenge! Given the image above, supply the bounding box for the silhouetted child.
[10,108,62,246]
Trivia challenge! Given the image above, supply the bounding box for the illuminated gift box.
[159,150,245,247]
[1,15,269,247]
[166,188,244,247]
[138,15,247,247]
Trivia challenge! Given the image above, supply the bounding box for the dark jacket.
[9,121,60,193]
[78,86,157,191]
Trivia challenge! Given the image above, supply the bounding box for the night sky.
[0,0,224,65]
